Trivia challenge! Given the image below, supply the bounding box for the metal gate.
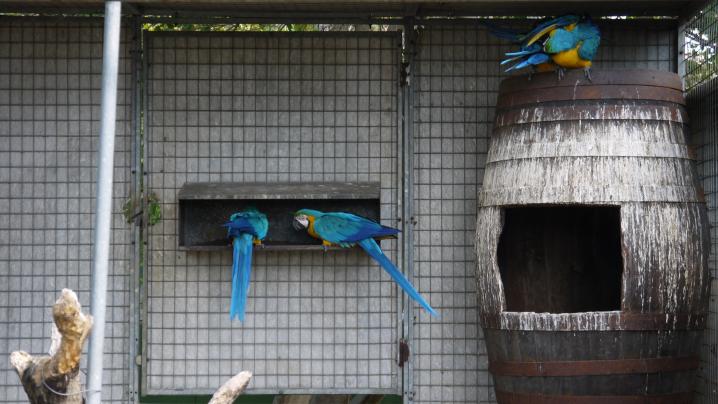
[143,31,402,395]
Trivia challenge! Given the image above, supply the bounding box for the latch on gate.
[398,339,410,367]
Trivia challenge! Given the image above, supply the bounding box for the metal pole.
[401,17,417,404]
[87,2,122,403]
[128,15,142,404]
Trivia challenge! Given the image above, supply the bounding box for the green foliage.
[122,197,138,224]
[122,193,161,226]
[683,5,718,91]
[147,192,162,226]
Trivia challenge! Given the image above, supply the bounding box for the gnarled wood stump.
[9,289,93,404]
[9,288,253,404]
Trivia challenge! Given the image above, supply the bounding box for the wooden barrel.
[476,69,711,403]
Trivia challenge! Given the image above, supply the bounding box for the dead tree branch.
[9,289,93,404]
[208,371,253,404]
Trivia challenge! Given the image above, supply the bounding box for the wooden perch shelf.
[177,182,382,251]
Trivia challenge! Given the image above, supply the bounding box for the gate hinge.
[398,339,410,367]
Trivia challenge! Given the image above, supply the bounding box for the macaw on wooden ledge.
[224,208,269,321]
[485,14,601,80]
[292,209,438,317]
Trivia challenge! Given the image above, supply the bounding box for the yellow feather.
[306,216,321,240]
[526,23,560,46]
[550,45,592,69]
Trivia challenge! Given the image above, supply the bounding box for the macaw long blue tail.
[230,233,254,321]
[357,238,438,317]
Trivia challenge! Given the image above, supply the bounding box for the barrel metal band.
[497,85,685,109]
[495,391,693,404]
[489,356,700,377]
[481,312,707,331]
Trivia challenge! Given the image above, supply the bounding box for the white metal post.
[87,2,122,403]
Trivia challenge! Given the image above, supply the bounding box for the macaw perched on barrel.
[293,209,438,317]
[485,14,601,80]
[224,208,269,321]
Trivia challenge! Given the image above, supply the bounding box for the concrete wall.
[0,18,133,403]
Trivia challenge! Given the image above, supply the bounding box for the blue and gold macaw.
[293,209,438,317]
[223,208,268,321]
[486,15,601,79]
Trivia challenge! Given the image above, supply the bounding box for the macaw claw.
[584,67,593,82]
[322,239,333,252]
[557,67,566,81]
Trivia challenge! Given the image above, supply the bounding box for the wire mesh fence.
[0,17,133,403]
[143,32,401,395]
[681,2,718,402]
[411,20,678,404]
[0,12,712,404]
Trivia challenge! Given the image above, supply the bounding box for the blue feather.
[358,238,438,317]
[226,208,268,321]
[296,209,436,316]
[505,53,550,72]
[230,234,254,321]
[504,44,542,57]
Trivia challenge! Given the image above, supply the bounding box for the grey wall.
[144,32,401,395]
[0,18,133,403]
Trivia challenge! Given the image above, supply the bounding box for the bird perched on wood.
[224,208,268,321]
[485,15,601,80]
[293,209,438,317]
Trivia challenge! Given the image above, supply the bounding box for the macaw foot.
[322,239,333,252]
[253,238,263,246]
[527,69,534,81]
[557,67,566,81]
[584,67,593,82]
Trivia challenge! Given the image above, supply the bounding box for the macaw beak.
[292,217,304,231]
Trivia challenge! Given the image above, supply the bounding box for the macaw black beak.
[292,217,304,231]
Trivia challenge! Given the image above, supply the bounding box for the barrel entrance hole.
[497,206,623,313]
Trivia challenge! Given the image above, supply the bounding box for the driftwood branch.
[208,371,253,404]
[9,289,93,404]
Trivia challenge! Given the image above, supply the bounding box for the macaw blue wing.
[478,20,524,43]
[358,238,438,317]
[313,212,399,244]
[224,217,255,238]
[505,53,551,72]
[576,22,601,61]
[501,44,542,66]
[544,28,580,54]
[230,233,254,321]
[578,35,600,61]
[524,14,581,46]
[225,208,268,321]
[225,208,269,239]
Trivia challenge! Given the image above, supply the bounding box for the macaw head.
[293,208,323,231]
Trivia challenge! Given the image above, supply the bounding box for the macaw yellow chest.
[536,62,557,72]
[307,216,321,239]
[551,46,592,69]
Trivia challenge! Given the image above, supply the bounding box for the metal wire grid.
[143,32,401,395]
[0,18,133,403]
[411,21,678,404]
[681,2,718,402]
